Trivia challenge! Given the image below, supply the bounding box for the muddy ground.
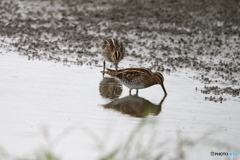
[0,0,239,100]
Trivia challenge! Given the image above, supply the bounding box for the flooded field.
[0,53,239,160]
[0,0,239,160]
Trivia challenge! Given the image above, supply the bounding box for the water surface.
[0,54,239,160]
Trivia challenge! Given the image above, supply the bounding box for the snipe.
[101,67,167,95]
[102,38,125,71]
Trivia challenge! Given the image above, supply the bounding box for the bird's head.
[153,72,167,95]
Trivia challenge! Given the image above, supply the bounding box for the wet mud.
[0,0,239,101]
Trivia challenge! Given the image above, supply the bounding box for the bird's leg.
[129,89,132,95]
[103,60,106,71]
[115,63,118,71]
[102,60,106,76]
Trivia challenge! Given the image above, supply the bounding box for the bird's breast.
[120,79,146,89]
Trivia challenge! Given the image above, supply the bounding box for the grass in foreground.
[0,119,237,160]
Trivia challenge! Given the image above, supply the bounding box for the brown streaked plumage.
[101,67,167,95]
[102,38,125,71]
[101,94,167,117]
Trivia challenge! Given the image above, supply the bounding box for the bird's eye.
[156,75,163,82]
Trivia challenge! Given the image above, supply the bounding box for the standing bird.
[102,39,125,71]
[101,68,167,95]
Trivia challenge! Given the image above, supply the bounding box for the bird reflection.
[101,95,167,117]
[99,77,123,99]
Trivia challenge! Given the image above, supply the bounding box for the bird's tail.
[100,68,116,77]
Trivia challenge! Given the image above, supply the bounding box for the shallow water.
[0,54,239,160]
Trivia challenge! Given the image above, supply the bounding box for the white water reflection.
[0,54,239,160]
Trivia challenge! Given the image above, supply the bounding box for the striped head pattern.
[153,72,164,84]
[103,39,125,63]
[154,72,167,95]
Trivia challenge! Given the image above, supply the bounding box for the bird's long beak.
[161,83,167,95]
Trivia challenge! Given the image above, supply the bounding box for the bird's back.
[103,68,155,89]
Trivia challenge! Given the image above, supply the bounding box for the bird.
[102,38,125,71]
[100,67,167,95]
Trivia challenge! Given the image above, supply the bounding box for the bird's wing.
[115,69,145,81]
